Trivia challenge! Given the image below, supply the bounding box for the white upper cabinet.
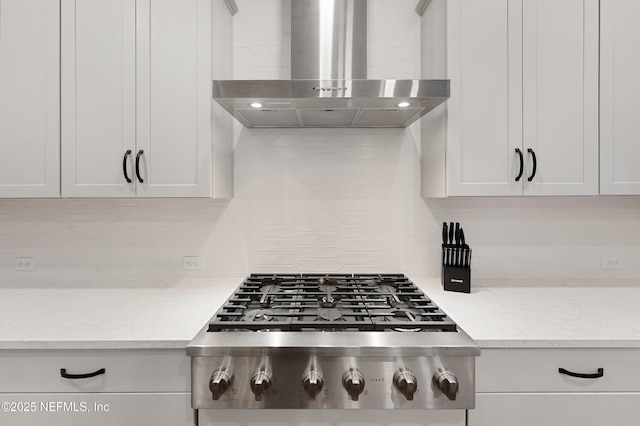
[423,0,599,197]
[136,0,212,197]
[600,0,640,195]
[62,0,216,198]
[0,0,60,198]
[444,0,523,197]
[522,0,599,196]
[61,0,136,197]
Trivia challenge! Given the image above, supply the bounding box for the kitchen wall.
[2,0,640,283]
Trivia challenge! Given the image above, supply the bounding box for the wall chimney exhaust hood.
[213,0,449,128]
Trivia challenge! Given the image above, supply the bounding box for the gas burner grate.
[207,273,458,333]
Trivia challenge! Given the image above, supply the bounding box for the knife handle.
[448,222,454,246]
[442,222,448,246]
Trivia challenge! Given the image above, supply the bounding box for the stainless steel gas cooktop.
[188,274,479,410]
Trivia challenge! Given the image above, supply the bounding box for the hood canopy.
[212,0,449,128]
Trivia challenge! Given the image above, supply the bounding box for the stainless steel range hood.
[213,0,449,128]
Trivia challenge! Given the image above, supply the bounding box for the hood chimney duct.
[291,0,367,80]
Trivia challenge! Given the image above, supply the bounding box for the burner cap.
[261,285,279,293]
[376,285,397,294]
[317,308,343,321]
[244,309,273,322]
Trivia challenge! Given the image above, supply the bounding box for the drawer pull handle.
[60,368,106,379]
[558,367,603,379]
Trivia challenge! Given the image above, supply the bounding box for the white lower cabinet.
[0,349,193,426]
[468,349,640,426]
[0,393,192,426]
[470,393,640,426]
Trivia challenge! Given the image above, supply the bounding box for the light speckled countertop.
[0,276,639,350]
[411,277,640,349]
[0,278,242,350]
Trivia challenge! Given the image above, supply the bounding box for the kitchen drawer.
[469,392,640,426]
[0,393,193,426]
[476,349,640,393]
[0,349,189,393]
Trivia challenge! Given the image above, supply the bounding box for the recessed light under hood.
[212,0,449,128]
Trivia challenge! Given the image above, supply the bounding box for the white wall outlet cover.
[183,256,204,270]
[15,257,36,271]
[601,255,623,269]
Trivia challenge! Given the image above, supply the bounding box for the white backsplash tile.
[1,0,640,282]
[343,225,388,240]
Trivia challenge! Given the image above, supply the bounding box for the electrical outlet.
[15,257,36,271]
[601,255,623,269]
[182,256,204,270]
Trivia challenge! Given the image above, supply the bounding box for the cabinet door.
[136,0,212,197]
[0,0,59,198]
[0,393,193,426]
[61,0,137,197]
[600,0,640,194]
[522,0,599,196]
[446,0,523,196]
[469,393,640,426]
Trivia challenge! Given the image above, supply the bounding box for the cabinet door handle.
[527,148,537,182]
[60,368,106,379]
[558,367,603,379]
[515,148,524,182]
[135,149,144,183]
[122,150,132,183]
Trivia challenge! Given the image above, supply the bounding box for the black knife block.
[442,265,470,293]
[441,246,471,294]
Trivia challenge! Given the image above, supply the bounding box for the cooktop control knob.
[250,368,272,401]
[342,368,365,401]
[209,367,233,400]
[432,368,459,401]
[393,368,418,400]
[302,368,324,399]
